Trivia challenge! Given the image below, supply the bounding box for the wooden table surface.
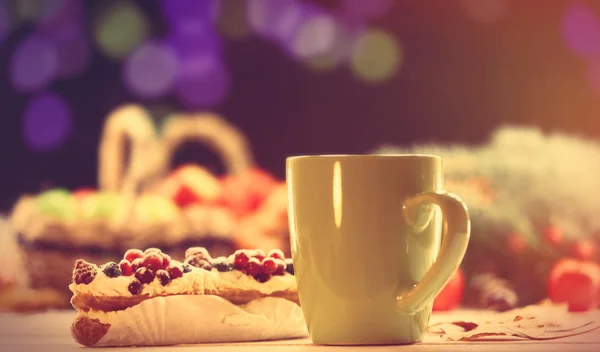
[1,309,599,352]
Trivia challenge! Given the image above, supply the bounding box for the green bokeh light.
[350,29,402,83]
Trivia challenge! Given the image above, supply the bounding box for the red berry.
[135,267,155,284]
[124,249,144,263]
[142,253,163,271]
[156,270,171,286]
[233,251,250,270]
[167,265,183,280]
[571,240,597,261]
[255,255,265,262]
[262,258,277,275]
[543,225,563,246]
[119,260,133,276]
[268,249,285,260]
[131,258,143,272]
[161,253,172,269]
[548,259,600,312]
[246,258,262,276]
[128,280,143,295]
[72,259,97,285]
[273,259,286,276]
[144,248,162,255]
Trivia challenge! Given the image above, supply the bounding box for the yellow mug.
[286,155,470,345]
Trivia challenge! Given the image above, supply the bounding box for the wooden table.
[1,310,599,352]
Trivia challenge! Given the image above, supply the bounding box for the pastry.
[69,247,303,347]
[9,105,290,307]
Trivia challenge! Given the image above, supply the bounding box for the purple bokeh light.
[159,0,219,27]
[123,40,178,99]
[10,33,59,92]
[340,0,392,20]
[167,25,223,82]
[562,4,600,58]
[22,92,72,151]
[288,12,339,60]
[175,62,231,108]
[247,0,298,38]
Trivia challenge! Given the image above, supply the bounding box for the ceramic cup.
[286,154,470,345]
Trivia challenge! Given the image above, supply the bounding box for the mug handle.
[396,191,471,314]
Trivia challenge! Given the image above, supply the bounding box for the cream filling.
[69,263,296,297]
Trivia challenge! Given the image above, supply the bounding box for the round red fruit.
[131,258,143,272]
[543,225,563,246]
[268,249,285,260]
[124,249,144,263]
[161,254,172,269]
[144,248,162,255]
[167,265,183,280]
[246,258,263,276]
[262,258,277,275]
[433,267,465,311]
[119,260,133,276]
[571,240,597,261]
[548,258,600,312]
[233,251,250,270]
[135,267,155,284]
[142,253,163,271]
[273,259,286,276]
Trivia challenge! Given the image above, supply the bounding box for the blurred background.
[2,0,599,210]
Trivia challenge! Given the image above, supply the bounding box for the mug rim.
[287,154,441,161]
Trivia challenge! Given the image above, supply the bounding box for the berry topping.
[233,251,250,270]
[254,273,270,283]
[135,267,155,284]
[128,280,143,295]
[267,249,285,260]
[73,259,97,285]
[246,258,262,276]
[185,247,211,261]
[156,270,171,286]
[119,260,133,276]
[185,256,213,271]
[142,253,163,271]
[124,249,144,263]
[212,257,234,272]
[262,258,277,275]
[167,265,183,279]
[161,253,172,269]
[102,262,122,278]
[284,259,294,275]
[273,259,286,276]
[131,258,143,272]
[182,264,192,273]
[144,248,162,255]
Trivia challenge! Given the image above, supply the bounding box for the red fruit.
[246,258,263,276]
[144,248,162,255]
[161,254,172,269]
[548,259,600,312]
[142,253,163,271]
[262,258,277,275]
[507,233,527,254]
[167,265,183,280]
[543,225,563,246]
[128,280,143,295]
[124,249,144,263]
[162,165,221,207]
[72,188,95,202]
[217,168,278,217]
[268,249,285,260]
[135,267,155,284]
[433,267,465,311]
[72,259,98,285]
[119,260,133,276]
[571,240,597,261]
[233,251,250,270]
[131,258,143,272]
[273,259,286,276]
[156,270,171,286]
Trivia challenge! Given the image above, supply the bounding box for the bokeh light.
[159,0,219,27]
[562,4,600,58]
[350,29,402,83]
[461,0,508,24]
[247,0,298,38]
[168,25,223,84]
[22,92,72,151]
[93,1,150,60]
[55,32,91,78]
[288,12,339,60]
[341,0,393,20]
[123,40,178,99]
[10,32,59,92]
[175,62,231,108]
[217,0,251,40]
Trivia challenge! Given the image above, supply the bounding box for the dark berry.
[273,259,286,276]
[156,270,171,286]
[284,259,294,275]
[119,260,133,276]
[135,267,155,284]
[268,249,285,260]
[128,280,143,295]
[102,262,122,278]
[233,251,250,270]
[144,248,162,255]
[185,257,213,271]
[167,265,183,279]
[124,249,144,263]
[73,259,97,285]
[161,253,172,269]
[182,264,192,273]
[262,258,277,275]
[185,247,211,261]
[212,257,233,272]
[131,258,143,272]
[254,273,270,283]
[246,258,262,276]
[142,253,163,271]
